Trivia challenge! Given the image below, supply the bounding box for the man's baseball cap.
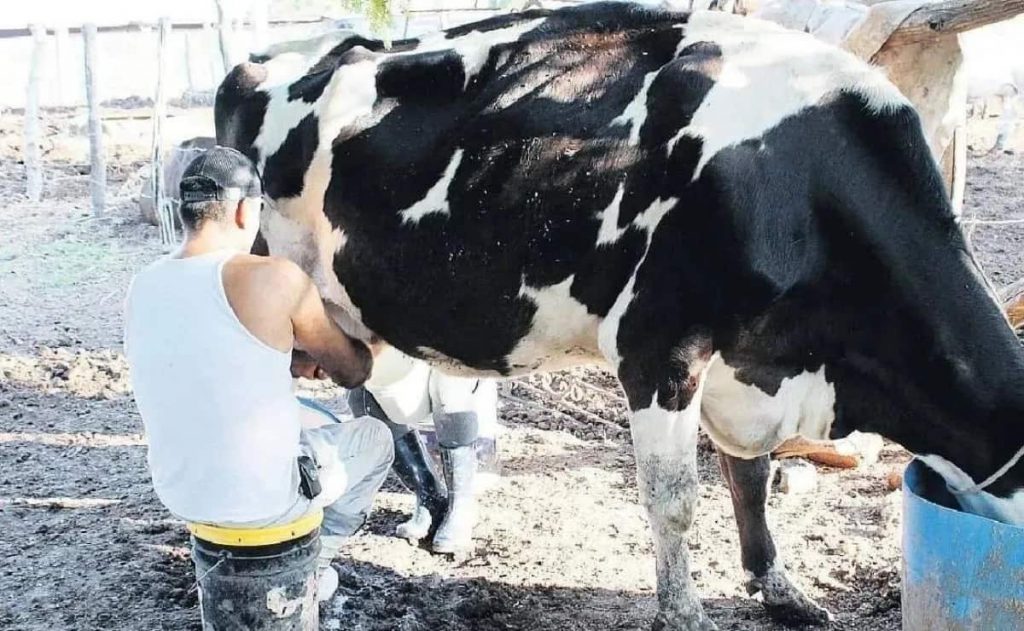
[179,146,263,203]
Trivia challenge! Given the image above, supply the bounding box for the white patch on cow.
[595,185,627,245]
[631,394,701,457]
[504,276,602,373]
[918,455,1024,526]
[399,150,464,224]
[700,356,836,458]
[252,80,319,168]
[259,58,381,342]
[597,192,679,245]
[667,11,907,179]
[611,70,660,145]
[596,196,679,366]
[403,19,546,89]
[597,273,635,369]
[255,30,357,71]
[634,197,678,235]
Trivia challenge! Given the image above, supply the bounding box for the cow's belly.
[700,355,837,458]
[409,276,606,377]
[263,205,607,375]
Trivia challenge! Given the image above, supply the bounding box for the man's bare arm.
[285,264,373,388]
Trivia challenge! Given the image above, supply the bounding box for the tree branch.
[885,0,1024,47]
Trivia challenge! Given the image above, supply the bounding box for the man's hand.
[290,349,327,380]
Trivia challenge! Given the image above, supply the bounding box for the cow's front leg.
[717,451,831,625]
[628,395,715,631]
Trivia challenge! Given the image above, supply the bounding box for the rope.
[188,552,227,595]
[960,218,1024,226]
[947,441,1024,496]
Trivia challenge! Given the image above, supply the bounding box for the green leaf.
[341,0,394,36]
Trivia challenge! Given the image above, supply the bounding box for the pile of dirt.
[0,348,130,400]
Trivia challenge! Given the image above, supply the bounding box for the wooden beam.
[83,24,106,216]
[0,18,326,40]
[886,0,1024,47]
[151,18,174,246]
[24,24,45,202]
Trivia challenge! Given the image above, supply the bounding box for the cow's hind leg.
[717,451,831,625]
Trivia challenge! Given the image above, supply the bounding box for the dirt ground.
[0,108,1021,631]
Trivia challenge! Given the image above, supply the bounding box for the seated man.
[123,146,394,601]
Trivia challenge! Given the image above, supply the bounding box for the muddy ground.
[0,109,1021,631]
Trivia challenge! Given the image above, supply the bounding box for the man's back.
[125,250,301,524]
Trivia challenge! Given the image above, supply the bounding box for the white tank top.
[124,250,300,524]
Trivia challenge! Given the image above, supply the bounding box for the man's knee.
[355,415,395,467]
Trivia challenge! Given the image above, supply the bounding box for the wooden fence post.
[184,32,197,92]
[204,23,222,86]
[151,17,174,245]
[82,24,106,216]
[24,24,46,202]
[54,25,70,106]
[252,0,270,53]
[214,0,234,76]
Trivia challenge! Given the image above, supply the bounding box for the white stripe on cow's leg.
[717,451,831,625]
[630,394,716,631]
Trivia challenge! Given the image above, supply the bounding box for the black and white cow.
[216,4,1024,629]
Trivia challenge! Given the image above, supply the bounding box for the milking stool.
[187,509,325,631]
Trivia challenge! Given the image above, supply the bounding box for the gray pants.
[228,399,395,540]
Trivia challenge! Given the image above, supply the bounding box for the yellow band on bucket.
[187,509,323,547]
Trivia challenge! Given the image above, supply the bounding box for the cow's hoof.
[651,611,717,631]
[747,569,832,626]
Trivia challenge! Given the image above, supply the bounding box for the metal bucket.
[191,528,320,630]
[902,460,1024,630]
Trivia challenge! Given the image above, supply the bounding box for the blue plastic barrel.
[902,460,1024,630]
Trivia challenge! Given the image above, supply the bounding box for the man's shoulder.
[227,254,311,297]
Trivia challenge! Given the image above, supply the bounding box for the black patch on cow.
[263,113,319,200]
[525,2,689,38]
[309,36,393,75]
[287,71,334,104]
[215,63,270,163]
[376,50,467,102]
[570,227,647,316]
[442,9,553,39]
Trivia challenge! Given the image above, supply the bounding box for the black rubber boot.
[392,431,449,542]
[348,387,448,542]
[431,412,479,554]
